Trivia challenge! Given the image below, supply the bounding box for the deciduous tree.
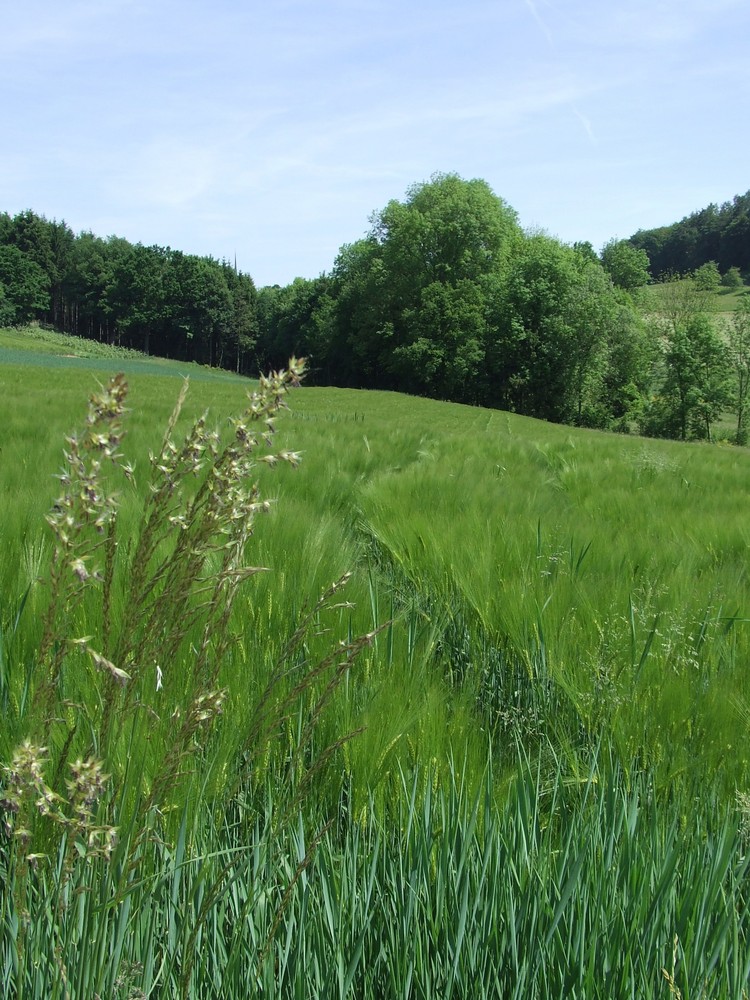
[600,239,650,292]
[693,260,721,293]
[725,296,750,443]
[644,277,730,440]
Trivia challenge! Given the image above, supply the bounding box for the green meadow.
[2,326,750,998]
[644,276,750,318]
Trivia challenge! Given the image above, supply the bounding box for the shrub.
[722,266,744,289]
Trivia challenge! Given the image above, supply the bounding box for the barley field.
[1,327,749,998]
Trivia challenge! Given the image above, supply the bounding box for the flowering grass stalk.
[0,360,385,996]
[8,362,305,836]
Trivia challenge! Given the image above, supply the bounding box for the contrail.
[572,107,597,145]
[522,0,554,45]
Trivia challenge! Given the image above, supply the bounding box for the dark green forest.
[0,211,257,372]
[630,191,750,279]
[3,176,749,441]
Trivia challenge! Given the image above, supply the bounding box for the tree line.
[3,176,750,442]
[256,178,648,429]
[256,175,750,442]
[629,191,750,281]
[0,210,258,372]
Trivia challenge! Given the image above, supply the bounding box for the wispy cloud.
[521,0,555,45]
[0,0,137,56]
[2,0,748,285]
[571,107,597,146]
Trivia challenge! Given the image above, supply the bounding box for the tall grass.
[340,401,750,793]
[3,756,749,998]
[3,363,750,796]
[0,363,388,996]
[2,349,750,996]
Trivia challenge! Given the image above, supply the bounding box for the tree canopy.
[600,239,651,291]
[0,211,258,372]
[298,175,648,428]
[630,192,750,280]
[2,178,746,444]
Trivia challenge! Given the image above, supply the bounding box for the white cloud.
[103,138,223,208]
[1,0,748,286]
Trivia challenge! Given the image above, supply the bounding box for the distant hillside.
[629,191,750,280]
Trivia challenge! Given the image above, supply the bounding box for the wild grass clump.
[0,360,388,997]
[7,362,304,809]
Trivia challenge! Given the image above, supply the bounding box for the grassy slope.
[3,327,750,802]
[4,329,750,997]
[0,324,246,380]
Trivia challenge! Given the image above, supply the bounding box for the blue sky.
[2,0,748,287]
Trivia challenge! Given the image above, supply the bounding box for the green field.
[0,324,247,381]
[2,329,750,997]
[644,277,750,318]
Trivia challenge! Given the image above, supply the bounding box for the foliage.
[0,245,50,325]
[488,232,646,425]
[4,183,750,441]
[256,276,332,375]
[572,240,599,265]
[328,172,519,401]
[725,296,750,443]
[643,276,730,440]
[722,266,744,289]
[694,260,722,293]
[310,177,647,429]
[489,232,578,419]
[630,191,750,279]
[0,211,258,373]
[600,238,651,291]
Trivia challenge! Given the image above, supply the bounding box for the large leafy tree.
[2,210,56,280]
[725,296,750,443]
[327,238,390,387]
[490,233,601,422]
[380,172,518,284]
[297,176,650,427]
[256,276,330,375]
[0,210,75,327]
[600,239,650,292]
[599,301,653,430]
[392,277,486,401]
[484,234,648,426]
[329,173,519,399]
[564,258,628,426]
[222,264,258,374]
[174,254,233,366]
[643,277,730,440]
[106,243,169,354]
[693,260,721,293]
[66,232,117,340]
